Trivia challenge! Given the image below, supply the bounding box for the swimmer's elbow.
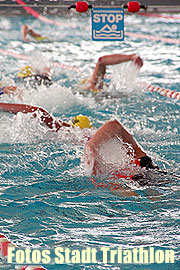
[97,56,106,67]
[106,119,122,129]
[38,107,49,115]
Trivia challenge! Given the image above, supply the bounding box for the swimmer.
[0,103,92,131]
[85,119,157,175]
[84,119,163,199]
[17,65,53,87]
[22,25,48,42]
[0,103,166,200]
[0,103,154,166]
[85,54,143,91]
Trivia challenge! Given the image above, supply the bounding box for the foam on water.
[22,83,79,112]
[0,18,11,31]
[109,62,141,94]
[98,137,138,173]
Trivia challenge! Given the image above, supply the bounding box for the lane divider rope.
[125,31,180,44]
[0,48,29,60]
[16,0,66,26]
[139,12,180,20]
[0,233,47,270]
[16,0,180,45]
[0,48,80,72]
[142,82,180,100]
[0,48,179,101]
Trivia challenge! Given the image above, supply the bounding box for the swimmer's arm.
[96,54,143,67]
[112,185,162,202]
[88,54,143,90]
[86,120,146,159]
[0,103,70,131]
[22,25,30,42]
[2,86,17,94]
[22,25,42,42]
[2,86,23,100]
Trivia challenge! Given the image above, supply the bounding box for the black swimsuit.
[132,156,160,186]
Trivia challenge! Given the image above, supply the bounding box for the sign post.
[91,7,124,41]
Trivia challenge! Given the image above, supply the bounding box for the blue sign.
[91,8,124,41]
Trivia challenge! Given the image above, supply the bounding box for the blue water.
[0,11,180,270]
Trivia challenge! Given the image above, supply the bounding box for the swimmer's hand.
[131,54,143,68]
[23,37,30,42]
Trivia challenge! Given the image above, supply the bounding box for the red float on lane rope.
[76,1,89,13]
[123,1,147,13]
[68,1,92,12]
[127,1,140,13]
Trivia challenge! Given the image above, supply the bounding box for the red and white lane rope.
[125,31,180,45]
[50,61,81,73]
[0,47,179,101]
[16,0,65,27]
[15,0,180,45]
[139,12,180,20]
[0,48,29,60]
[0,48,80,72]
[142,82,180,100]
[0,233,47,270]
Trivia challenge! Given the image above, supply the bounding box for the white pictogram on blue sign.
[91,8,124,41]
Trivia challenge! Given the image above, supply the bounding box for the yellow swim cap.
[70,115,92,129]
[17,65,34,78]
[79,78,88,85]
[34,36,48,42]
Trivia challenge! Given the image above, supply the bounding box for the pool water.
[0,11,180,270]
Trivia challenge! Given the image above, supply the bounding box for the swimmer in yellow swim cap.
[17,65,34,78]
[0,103,92,132]
[18,64,53,87]
[22,25,48,43]
[69,115,92,129]
[0,102,166,202]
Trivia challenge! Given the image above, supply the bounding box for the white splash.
[108,62,142,94]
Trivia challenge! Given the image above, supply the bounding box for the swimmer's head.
[18,65,34,78]
[70,115,92,129]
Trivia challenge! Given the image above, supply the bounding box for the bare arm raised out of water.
[0,103,70,131]
[87,54,143,90]
[85,119,147,175]
[22,25,44,42]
